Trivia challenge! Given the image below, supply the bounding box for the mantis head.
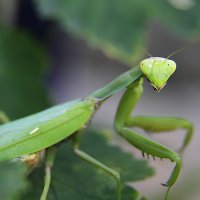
[139,57,176,91]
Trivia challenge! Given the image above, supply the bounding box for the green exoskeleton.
[0,57,193,200]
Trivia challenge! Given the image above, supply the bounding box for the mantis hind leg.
[72,134,121,200]
[40,147,56,200]
[114,78,189,200]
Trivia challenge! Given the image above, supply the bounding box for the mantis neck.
[89,66,142,100]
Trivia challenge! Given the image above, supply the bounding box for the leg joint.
[110,170,120,181]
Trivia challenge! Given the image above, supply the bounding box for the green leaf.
[0,161,29,200]
[151,1,200,39]
[23,130,154,200]
[0,27,49,120]
[79,130,154,182]
[35,0,149,64]
[34,0,200,64]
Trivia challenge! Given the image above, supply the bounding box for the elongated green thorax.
[140,57,176,91]
[90,66,142,99]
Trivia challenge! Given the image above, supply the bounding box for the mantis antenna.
[145,51,153,57]
[166,47,187,59]
[145,46,186,59]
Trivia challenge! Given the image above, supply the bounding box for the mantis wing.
[0,98,95,161]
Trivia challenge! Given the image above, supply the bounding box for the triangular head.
[140,57,176,91]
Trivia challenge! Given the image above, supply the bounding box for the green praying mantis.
[0,56,193,200]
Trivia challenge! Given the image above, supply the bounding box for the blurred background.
[0,0,200,199]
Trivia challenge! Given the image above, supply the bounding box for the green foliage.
[0,27,49,119]
[152,0,200,38]
[35,0,200,63]
[0,161,29,200]
[35,0,148,63]
[23,130,153,199]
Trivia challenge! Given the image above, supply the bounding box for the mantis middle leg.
[72,134,121,200]
[114,78,190,199]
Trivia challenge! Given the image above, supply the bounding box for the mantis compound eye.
[140,57,176,91]
[166,60,176,76]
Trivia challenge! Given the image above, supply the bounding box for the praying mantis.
[0,57,193,200]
